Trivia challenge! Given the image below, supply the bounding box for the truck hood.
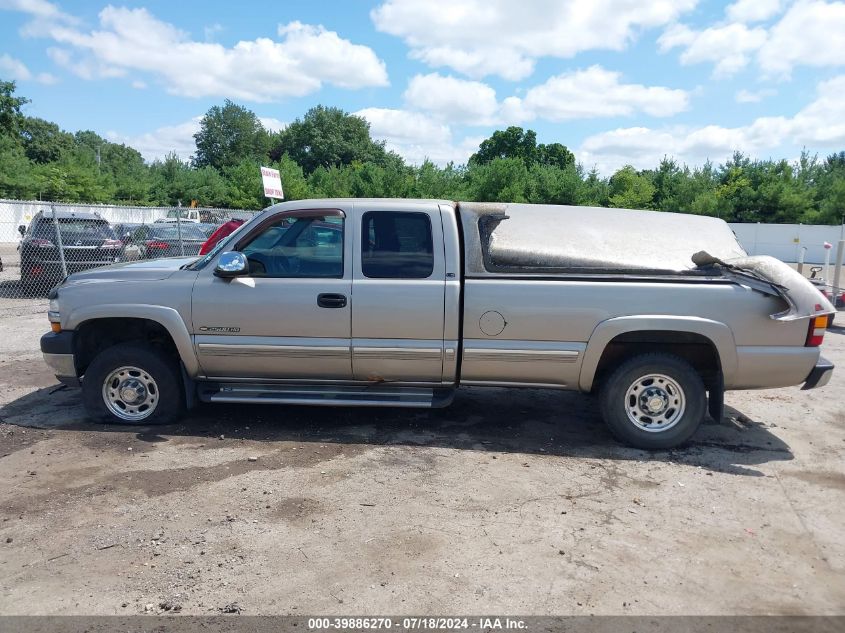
[693,252,835,320]
[63,256,198,283]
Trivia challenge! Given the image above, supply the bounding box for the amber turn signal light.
[805,315,829,347]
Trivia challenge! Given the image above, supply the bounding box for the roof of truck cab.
[263,198,456,212]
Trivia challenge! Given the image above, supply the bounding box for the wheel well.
[74,318,180,376]
[592,330,721,392]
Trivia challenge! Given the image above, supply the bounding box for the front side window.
[240,215,344,278]
[361,211,434,279]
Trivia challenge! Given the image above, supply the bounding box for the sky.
[1,0,845,175]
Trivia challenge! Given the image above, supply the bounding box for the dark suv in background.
[18,210,122,288]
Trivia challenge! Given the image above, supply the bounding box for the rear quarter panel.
[460,278,814,390]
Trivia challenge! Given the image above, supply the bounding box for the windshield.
[149,225,208,240]
[187,220,252,270]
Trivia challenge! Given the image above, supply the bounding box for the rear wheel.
[599,353,706,449]
[82,343,184,425]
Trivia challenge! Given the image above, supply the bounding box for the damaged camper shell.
[41,199,835,449]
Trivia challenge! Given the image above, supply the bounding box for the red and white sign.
[260,166,284,200]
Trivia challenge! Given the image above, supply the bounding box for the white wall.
[729,222,845,263]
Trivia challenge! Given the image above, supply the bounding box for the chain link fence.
[0,200,259,306]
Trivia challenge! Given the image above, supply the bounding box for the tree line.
[2,79,844,224]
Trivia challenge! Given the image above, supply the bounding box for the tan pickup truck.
[40,199,835,449]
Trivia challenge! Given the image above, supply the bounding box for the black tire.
[82,343,184,425]
[599,353,706,450]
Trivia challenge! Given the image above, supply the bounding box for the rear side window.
[361,211,434,279]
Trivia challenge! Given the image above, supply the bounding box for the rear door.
[351,202,446,382]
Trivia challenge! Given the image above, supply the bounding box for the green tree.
[0,80,29,140]
[471,127,574,170]
[471,127,538,165]
[0,135,36,198]
[193,100,270,170]
[527,163,584,205]
[467,157,531,202]
[608,165,655,209]
[271,105,392,174]
[19,117,75,163]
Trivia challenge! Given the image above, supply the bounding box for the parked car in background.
[113,222,144,242]
[199,218,245,255]
[18,210,122,287]
[196,223,220,238]
[155,209,201,223]
[122,223,208,260]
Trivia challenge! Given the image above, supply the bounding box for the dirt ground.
[0,297,843,616]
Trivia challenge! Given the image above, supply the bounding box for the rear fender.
[578,315,737,391]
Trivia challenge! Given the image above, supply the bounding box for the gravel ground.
[0,297,843,616]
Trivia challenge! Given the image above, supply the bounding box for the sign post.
[260,166,284,204]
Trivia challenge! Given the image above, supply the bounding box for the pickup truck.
[40,199,835,449]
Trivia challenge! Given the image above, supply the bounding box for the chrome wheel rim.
[624,373,685,433]
[102,366,159,422]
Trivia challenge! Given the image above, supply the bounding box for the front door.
[191,207,353,380]
[351,203,446,382]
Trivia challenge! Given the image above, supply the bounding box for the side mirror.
[18,225,26,237]
[214,251,249,278]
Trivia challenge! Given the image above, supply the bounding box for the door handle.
[317,293,347,308]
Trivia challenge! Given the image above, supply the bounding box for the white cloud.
[578,74,845,174]
[0,53,57,84]
[758,0,845,76]
[372,0,697,80]
[398,66,688,130]
[661,1,845,78]
[0,0,76,23]
[658,22,767,77]
[17,6,388,101]
[403,73,499,124]
[356,107,481,165]
[258,117,286,133]
[503,66,689,122]
[108,117,202,162]
[735,88,776,103]
[726,0,784,22]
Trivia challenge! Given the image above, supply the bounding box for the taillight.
[146,240,169,250]
[31,238,54,248]
[806,315,830,347]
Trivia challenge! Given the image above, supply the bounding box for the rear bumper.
[802,357,834,390]
[40,330,79,387]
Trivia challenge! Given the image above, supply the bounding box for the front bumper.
[802,357,834,390]
[40,330,79,387]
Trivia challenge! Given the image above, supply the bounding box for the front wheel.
[599,353,706,449]
[82,343,184,425]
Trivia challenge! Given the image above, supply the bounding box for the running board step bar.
[199,384,456,408]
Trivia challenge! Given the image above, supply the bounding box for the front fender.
[578,315,738,391]
[65,304,199,376]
